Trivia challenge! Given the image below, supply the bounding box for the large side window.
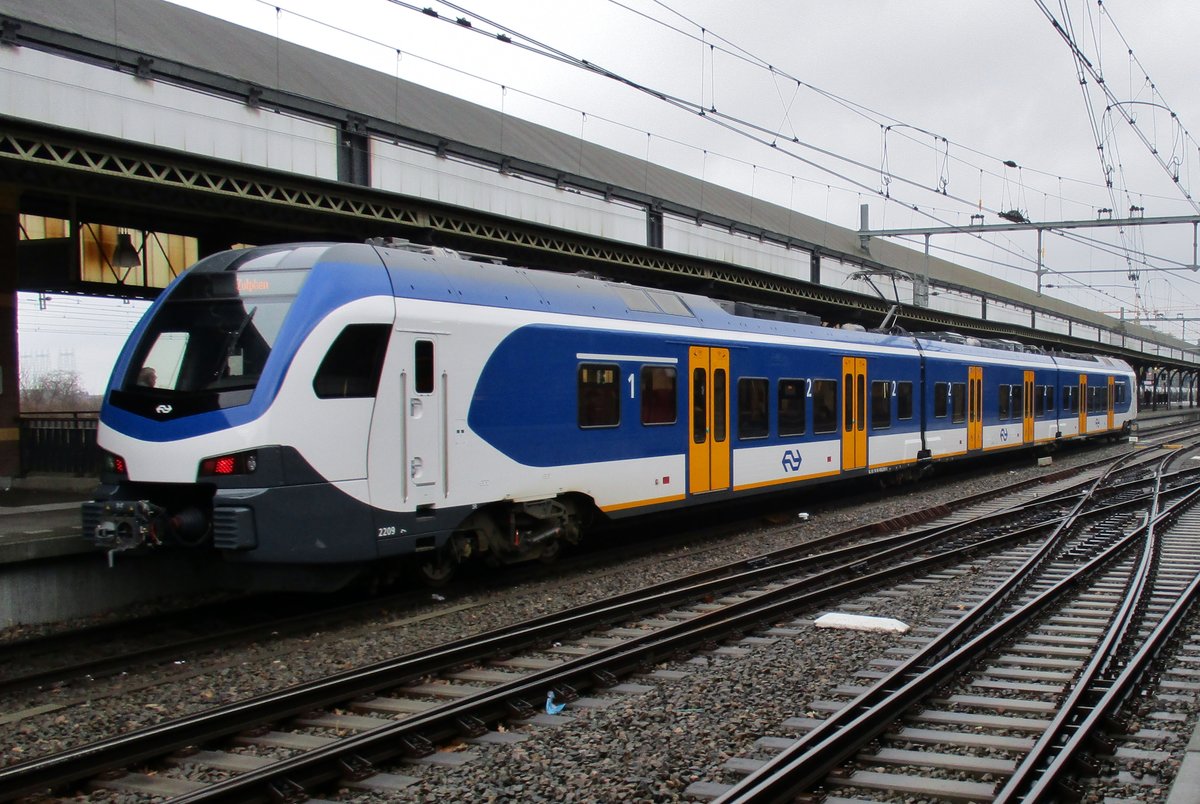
[738,377,769,439]
[896,381,913,420]
[1012,383,1024,419]
[313,324,390,399]
[870,381,891,430]
[1035,385,1046,417]
[579,364,620,428]
[812,379,837,434]
[640,366,677,425]
[951,382,966,423]
[778,379,806,436]
[999,384,1011,420]
[934,382,948,418]
[1062,385,1074,413]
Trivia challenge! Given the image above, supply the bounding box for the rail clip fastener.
[338,754,375,781]
[553,684,579,702]
[456,715,488,738]
[506,698,536,719]
[401,734,435,758]
[267,778,307,803]
[592,669,618,688]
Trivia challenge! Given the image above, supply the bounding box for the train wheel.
[537,538,563,564]
[416,548,458,587]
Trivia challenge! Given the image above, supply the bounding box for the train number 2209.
[378,526,398,537]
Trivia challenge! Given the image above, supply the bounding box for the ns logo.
[781,449,803,473]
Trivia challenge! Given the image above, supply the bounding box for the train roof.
[195,241,1133,375]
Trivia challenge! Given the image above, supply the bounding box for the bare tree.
[20,368,96,412]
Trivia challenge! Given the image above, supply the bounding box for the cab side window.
[313,324,390,399]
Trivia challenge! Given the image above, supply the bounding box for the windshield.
[117,266,308,408]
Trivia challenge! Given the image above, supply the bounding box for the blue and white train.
[84,239,1137,588]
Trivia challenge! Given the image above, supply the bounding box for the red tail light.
[199,450,258,478]
[103,452,128,477]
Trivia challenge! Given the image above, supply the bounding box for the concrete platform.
[0,482,230,628]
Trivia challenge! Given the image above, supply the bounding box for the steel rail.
[0,479,1091,802]
[162,519,1068,804]
[0,446,1144,699]
[714,447,1174,803]
[0,448,1165,800]
[996,459,1200,800]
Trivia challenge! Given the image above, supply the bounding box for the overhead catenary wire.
[168,0,1200,329]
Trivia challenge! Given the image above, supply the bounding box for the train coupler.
[88,499,164,558]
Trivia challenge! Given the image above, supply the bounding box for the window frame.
[737,376,770,440]
[933,381,949,418]
[578,363,621,429]
[639,365,677,426]
[870,380,892,431]
[896,381,914,421]
[777,378,807,437]
[812,379,838,434]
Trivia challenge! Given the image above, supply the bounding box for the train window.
[1062,386,1074,412]
[812,380,837,433]
[692,368,706,444]
[137,332,187,391]
[313,324,390,399]
[1115,382,1126,405]
[843,370,854,432]
[998,385,1011,420]
[778,379,806,436]
[640,366,677,425]
[414,340,434,394]
[713,369,728,442]
[896,382,913,420]
[1012,384,1024,420]
[870,381,891,430]
[1034,386,1046,417]
[933,382,948,418]
[738,378,769,439]
[951,383,966,423]
[1046,387,1055,413]
[579,364,620,428]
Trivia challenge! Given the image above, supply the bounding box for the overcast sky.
[25,0,1200,392]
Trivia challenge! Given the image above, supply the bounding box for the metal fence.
[18,412,100,476]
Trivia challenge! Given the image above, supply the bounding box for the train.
[83,239,1137,589]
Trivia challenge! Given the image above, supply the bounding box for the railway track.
[0,431,1164,700]
[2,439,1196,802]
[710,439,1200,802]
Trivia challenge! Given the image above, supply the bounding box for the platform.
[0,480,229,628]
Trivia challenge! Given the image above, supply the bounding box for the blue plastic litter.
[545,690,566,715]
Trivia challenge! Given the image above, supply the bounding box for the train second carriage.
[82,240,1137,589]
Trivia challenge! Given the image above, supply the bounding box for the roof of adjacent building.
[0,0,1166,344]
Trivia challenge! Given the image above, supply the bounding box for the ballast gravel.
[3,439,1196,802]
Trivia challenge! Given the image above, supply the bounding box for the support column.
[0,189,21,479]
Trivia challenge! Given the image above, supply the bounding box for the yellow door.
[1023,371,1035,444]
[688,346,730,494]
[841,357,867,471]
[968,366,983,451]
[1078,375,1088,435]
[1107,376,1115,431]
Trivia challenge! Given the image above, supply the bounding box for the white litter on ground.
[813,612,910,633]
